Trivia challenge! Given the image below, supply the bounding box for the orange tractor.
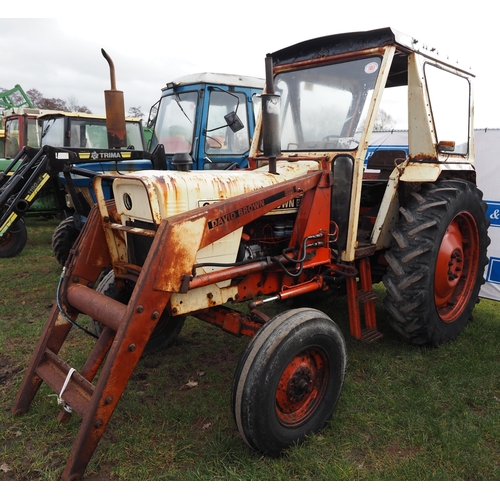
[11,27,489,480]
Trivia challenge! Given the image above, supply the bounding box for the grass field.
[1,217,499,482]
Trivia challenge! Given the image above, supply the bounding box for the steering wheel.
[322,135,341,142]
[206,135,223,149]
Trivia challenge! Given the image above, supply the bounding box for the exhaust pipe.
[101,49,127,149]
[261,54,281,174]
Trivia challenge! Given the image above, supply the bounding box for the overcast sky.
[1,2,498,128]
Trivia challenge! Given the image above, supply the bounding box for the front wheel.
[383,180,489,346]
[232,308,347,456]
[0,218,28,258]
[52,216,80,266]
[92,270,185,353]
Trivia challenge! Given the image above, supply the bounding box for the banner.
[368,129,500,301]
[474,129,500,300]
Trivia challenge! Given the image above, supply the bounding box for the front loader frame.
[12,163,378,480]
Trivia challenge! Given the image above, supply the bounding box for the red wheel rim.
[0,233,11,245]
[434,211,480,322]
[275,348,329,427]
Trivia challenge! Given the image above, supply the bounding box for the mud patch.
[0,355,22,395]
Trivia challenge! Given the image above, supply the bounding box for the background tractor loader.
[0,71,148,259]
[0,57,263,261]
[11,27,489,480]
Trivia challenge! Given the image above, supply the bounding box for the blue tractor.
[50,72,264,265]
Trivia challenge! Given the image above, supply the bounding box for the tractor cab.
[38,111,145,150]
[1,108,46,162]
[148,72,264,170]
[250,27,475,262]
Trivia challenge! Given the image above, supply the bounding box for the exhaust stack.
[101,49,127,149]
[261,54,281,174]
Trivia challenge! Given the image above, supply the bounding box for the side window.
[5,118,20,157]
[27,118,40,148]
[125,122,145,150]
[82,122,108,148]
[252,93,262,124]
[425,64,470,154]
[205,90,249,154]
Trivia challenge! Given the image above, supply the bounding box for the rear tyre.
[52,216,80,266]
[383,180,489,346]
[232,308,346,455]
[92,270,185,353]
[0,218,28,258]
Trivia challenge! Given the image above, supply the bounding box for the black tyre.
[383,179,489,346]
[52,216,81,266]
[92,270,185,353]
[0,218,28,258]
[232,307,347,455]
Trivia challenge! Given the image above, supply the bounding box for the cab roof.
[164,72,265,90]
[37,111,142,122]
[271,27,473,76]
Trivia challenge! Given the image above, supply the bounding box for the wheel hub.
[286,365,313,402]
[435,221,464,308]
[275,349,328,427]
[433,211,480,323]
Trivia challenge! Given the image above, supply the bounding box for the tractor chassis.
[11,165,381,480]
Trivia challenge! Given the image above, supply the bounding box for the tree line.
[1,87,144,118]
[0,86,92,113]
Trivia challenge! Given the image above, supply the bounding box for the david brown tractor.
[11,27,489,480]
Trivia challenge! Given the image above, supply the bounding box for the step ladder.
[345,257,383,343]
[11,206,173,480]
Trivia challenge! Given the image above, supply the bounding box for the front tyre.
[383,180,489,346]
[52,216,80,266]
[92,270,185,353]
[0,218,28,258]
[232,308,347,456]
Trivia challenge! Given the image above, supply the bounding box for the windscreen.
[41,117,144,149]
[275,57,382,151]
[40,117,65,147]
[152,91,198,154]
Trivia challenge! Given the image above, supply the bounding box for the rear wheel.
[383,180,489,346]
[232,308,346,455]
[92,270,185,353]
[52,216,81,266]
[0,218,28,258]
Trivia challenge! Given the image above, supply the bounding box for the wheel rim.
[434,211,480,322]
[275,348,329,427]
[0,231,13,247]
